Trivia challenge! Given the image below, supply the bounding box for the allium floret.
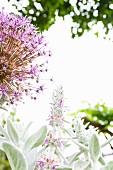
[0,9,51,104]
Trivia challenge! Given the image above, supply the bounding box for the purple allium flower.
[0,9,51,105]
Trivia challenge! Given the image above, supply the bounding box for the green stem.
[55,146,69,165]
[101,137,113,148]
[71,138,88,151]
[37,145,49,157]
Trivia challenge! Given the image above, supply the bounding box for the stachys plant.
[0,119,47,170]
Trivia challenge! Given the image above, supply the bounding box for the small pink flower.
[60,99,63,108]
[49,133,53,139]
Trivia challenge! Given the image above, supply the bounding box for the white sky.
[1,1,113,129]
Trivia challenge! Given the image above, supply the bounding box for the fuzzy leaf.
[0,125,10,139]
[2,142,28,170]
[67,151,83,165]
[23,125,47,153]
[0,136,8,150]
[107,161,113,170]
[102,137,113,148]
[56,168,72,170]
[89,133,100,162]
[98,156,106,165]
[21,122,32,141]
[26,148,37,170]
[7,119,19,146]
[72,160,90,170]
[0,105,8,111]
[100,167,108,170]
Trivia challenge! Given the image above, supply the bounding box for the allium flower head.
[0,9,51,104]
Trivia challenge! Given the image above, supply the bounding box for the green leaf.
[100,166,108,170]
[21,122,32,141]
[26,148,37,170]
[101,137,113,148]
[72,160,90,170]
[67,151,83,165]
[56,168,72,170]
[95,32,99,37]
[7,119,19,146]
[0,105,8,111]
[98,156,106,165]
[2,142,28,170]
[0,125,10,139]
[107,161,113,170]
[23,125,47,153]
[0,136,8,150]
[89,133,100,162]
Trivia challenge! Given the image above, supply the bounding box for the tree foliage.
[72,101,113,136]
[8,0,113,38]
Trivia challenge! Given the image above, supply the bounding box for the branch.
[102,152,113,157]
[83,117,113,136]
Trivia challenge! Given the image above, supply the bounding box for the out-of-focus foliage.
[8,0,113,38]
[71,101,113,136]
[8,0,73,32]
[0,150,11,170]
